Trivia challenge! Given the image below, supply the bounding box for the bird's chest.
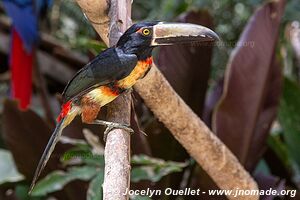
[83,57,152,107]
[117,57,152,89]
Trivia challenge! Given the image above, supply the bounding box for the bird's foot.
[92,120,134,142]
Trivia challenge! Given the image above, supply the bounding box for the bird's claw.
[92,120,134,142]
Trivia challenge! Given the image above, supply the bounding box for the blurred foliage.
[47,0,102,52]
[279,78,300,168]
[132,0,300,80]
[87,173,103,200]
[0,149,24,184]
[268,130,291,171]
[283,0,300,24]
[131,155,188,182]
[276,78,300,186]
[31,166,99,196]
[15,184,42,200]
[74,38,106,56]
[30,136,187,199]
[132,0,261,79]
[131,196,151,200]
[46,0,300,79]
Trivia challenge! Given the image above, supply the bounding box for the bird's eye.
[142,28,151,36]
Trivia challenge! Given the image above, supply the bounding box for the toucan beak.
[151,22,219,46]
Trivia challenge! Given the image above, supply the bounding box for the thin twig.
[33,52,55,126]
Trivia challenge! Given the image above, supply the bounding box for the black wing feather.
[62,47,137,102]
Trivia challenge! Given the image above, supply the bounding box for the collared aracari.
[29,21,219,192]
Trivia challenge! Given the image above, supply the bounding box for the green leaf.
[279,78,300,168]
[61,148,90,162]
[81,154,104,167]
[87,171,104,200]
[131,155,188,182]
[31,171,67,196]
[15,184,42,200]
[62,148,104,167]
[131,195,152,200]
[31,166,98,196]
[267,133,291,169]
[131,165,184,182]
[254,159,271,175]
[75,37,106,55]
[131,167,152,182]
[67,166,99,180]
[0,149,24,184]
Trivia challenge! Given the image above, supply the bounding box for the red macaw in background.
[2,0,52,109]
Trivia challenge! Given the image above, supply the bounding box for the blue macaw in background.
[2,0,53,51]
[2,0,52,109]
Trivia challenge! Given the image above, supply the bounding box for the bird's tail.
[29,105,80,194]
[29,119,65,193]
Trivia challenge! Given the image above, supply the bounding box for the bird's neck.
[136,48,153,60]
[118,46,153,60]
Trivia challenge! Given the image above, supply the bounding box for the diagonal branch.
[76,0,110,45]
[135,65,258,200]
[76,1,258,199]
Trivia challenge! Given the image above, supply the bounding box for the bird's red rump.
[101,86,119,96]
[56,101,72,122]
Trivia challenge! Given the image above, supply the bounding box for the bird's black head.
[117,22,158,60]
[117,21,219,60]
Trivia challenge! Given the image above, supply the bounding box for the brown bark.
[76,0,259,199]
[135,66,258,199]
[76,0,110,45]
[104,94,131,200]
[104,1,132,199]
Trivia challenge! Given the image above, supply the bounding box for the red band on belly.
[101,86,119,96]
[145,57,153,65]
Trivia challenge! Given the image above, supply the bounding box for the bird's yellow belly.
[117,57,152,89]
[87,86,119,106]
